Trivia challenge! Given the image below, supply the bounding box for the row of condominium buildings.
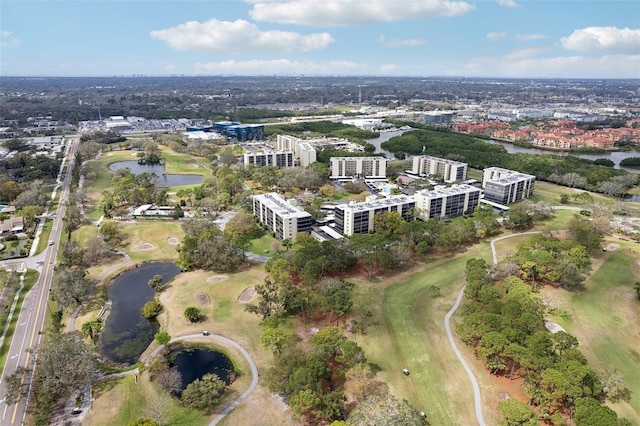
[252,167,535,239]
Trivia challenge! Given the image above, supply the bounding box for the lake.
[100,262,181,364]
[170,347,235,390]
[109,160,204,187]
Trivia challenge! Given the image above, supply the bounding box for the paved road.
[148,333,259,426]
[0,136,80,425]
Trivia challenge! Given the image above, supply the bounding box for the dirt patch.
[196,292,211,306]
[606,243,621,251]
[238,286,256,303]
[167,236,179,246]
[206,274,227,282]
[133,242,154,251]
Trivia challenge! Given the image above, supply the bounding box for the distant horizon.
[2,74,639,81]
[2,1,638,79]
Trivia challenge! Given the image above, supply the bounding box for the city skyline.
[1,0,639,79]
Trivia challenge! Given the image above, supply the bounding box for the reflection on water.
[100,262,181,364]
[170,347,234,390]
[109,160,203,187]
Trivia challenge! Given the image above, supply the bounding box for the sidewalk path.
[148,333,259,426]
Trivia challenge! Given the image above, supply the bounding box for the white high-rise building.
[330,156,387,179]
[334,195,416,236]
[252,193,313,240]
[276,135,317,167]
[414,184,481,220]
[482,167,535,205]
[412,155,467,183]
[244,151,294,168]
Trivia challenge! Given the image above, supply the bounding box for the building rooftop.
[415,184,480,198]
[337,195,414,213]
[254,193,311,219]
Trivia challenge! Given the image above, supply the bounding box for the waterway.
[109,160,204,186]
[170,347,235,390]
[365,128,411,160]
[100,262,181,364]
[482,139,640,172]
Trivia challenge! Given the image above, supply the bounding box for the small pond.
[170,347,235,390]
[100,262,181,364]
[109,160,203,187]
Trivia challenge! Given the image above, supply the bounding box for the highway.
[0,136,80,425]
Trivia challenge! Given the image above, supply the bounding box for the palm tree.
[81,319,103,342]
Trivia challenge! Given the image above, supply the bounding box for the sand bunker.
[206,275,228,282]
[544,320,566,334]
[238,286,256,303]
[167,236,180,246]
[606,243,621,251]
[133,242,155,251]
[196,292,211,306]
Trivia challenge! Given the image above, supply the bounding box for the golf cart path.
[444,231,542,426]
[149,333,259,426]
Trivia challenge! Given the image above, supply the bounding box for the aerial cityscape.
[1,1,639,426]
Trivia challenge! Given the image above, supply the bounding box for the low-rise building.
[334,195,415,236]
[0,216,24,236]
[411,155,467,182]
[252,193,313,240]
[330,156,387,179]
[482,167,535,205]
[414,184,481,220]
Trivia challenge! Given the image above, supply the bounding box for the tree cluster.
[458,251,627,425]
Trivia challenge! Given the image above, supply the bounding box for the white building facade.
[244,151,294,168]
[252,193,313,240]
[482,167,535,205]
[334,195,416,236]
[330,156,387,179]
[276,135,317,167]
[414,184,481,220]
[411,155,467,183]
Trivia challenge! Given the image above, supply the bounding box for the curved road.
[149,333,259,426]
[444,231,546,426]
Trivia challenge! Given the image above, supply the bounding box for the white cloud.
[379,36,425,48]
[503,47,548,60]
[515,33,546,41]
[496,0,519,8]
[247,0,475,27]
[2,31,13,37]
[461,54,640,78]
[195,59,367,75]
[486,32,506,41]
[379,64,398,74]
[150,19,334,53]
[561,26,640,54]
[1,30,20,48]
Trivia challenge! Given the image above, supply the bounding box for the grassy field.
[248,233,276,256]
[121,221,184,263]
[545,243,640,423]
[34,219,54,255]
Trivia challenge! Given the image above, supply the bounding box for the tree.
[148,274,163,291]
[155,367,183,395]
[128,419,159,426]
[569,216,602,252]
[497,399,538,426]
[52,267,90,310]
[347,394,424,426]
[184,307,201,323]
[18,204,44,226]
[181,373,226,410]
[344,364,388,404]
[320,281,354,325]
[81,319,103,342]
[573,397,619,426]
[59,240,85,267]
[223,211,261,239]
[154,331,171,345]
[4,366,31,405]
[141,300,163,319]
[245,277,286,319]
[36,332,94,398]
[260,323,290,354]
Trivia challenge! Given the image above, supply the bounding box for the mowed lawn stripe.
[379,256,477,425]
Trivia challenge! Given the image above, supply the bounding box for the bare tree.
[155,367,182,395]
[143,390,173,426]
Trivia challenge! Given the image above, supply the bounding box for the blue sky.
[1,0,639,78]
